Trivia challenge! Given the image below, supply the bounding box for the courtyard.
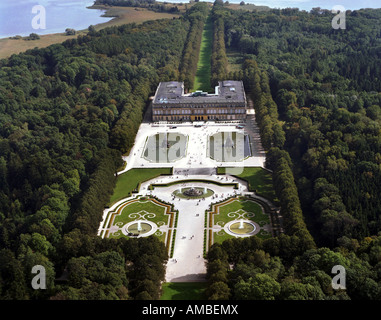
[142,132,188,163]
[117,121,266,174]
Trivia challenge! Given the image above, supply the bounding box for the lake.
[0,0,112,39]
[0,0,379,39]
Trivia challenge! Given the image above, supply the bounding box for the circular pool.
[127,222,152,235]
[229,221,256,235]
[224,220,257,237]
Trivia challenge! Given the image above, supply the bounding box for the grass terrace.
[108,168,172,206]
[192,15,213,93]
[160,282,207,300]
[218,167,277,204]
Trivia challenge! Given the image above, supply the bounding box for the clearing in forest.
[192,15,213,93]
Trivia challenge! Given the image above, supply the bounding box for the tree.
[0,249,29,299]
[206,281,230,300]
[30,233,54,257]
[234,273,281,300]
[279,280,324,300]
[65,28,76,36]
[22,251,56,299]
[88,25,96,35]
[27,33,40,40]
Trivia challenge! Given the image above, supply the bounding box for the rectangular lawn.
[160,282,207,300]
[192,16,213,93]
[218,167,277,203]
[108,168,172,206]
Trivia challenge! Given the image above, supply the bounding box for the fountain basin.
[173,187,214,199]
[121,220,158,237]
[127,222,152,234]
[224,220,258,237]
[229,221,255,235]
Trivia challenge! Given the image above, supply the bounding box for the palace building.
[152,80,247,122]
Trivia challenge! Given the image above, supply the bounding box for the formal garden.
[207,196,273,246]
[105,196,177,249]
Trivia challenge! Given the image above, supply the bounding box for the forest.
[94,0,181,13]
[1,1,381,301]
[219,5,381,243]
[203,2,381,300]
[178,2,210,91]
[0,3,214,299]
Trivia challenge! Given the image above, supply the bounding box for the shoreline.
[0,5,181,59]
[0,5,116,41]
[0,2,274,59]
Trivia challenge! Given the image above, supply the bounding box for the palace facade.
[152,80,247,122]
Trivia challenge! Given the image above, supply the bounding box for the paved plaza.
[117,121,266,175]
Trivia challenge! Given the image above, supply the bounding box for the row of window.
[206,109,245,114]
[153,108,245,115]
[153,114,246,121]
[153,104,245,109]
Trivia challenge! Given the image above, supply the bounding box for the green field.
[108,168,172,206]
[160,282,207,300]
[192,15,213,93]
[218,167,277,203]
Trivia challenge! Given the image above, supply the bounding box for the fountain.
[126,221,152,235]
[228,220,256,235]
[183,187,203,197]
[173,186,214,199]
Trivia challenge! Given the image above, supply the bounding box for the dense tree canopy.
[1,2,381,301]
[0,11,192,300]
[204,4,381,301]
[220,7,381,244]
